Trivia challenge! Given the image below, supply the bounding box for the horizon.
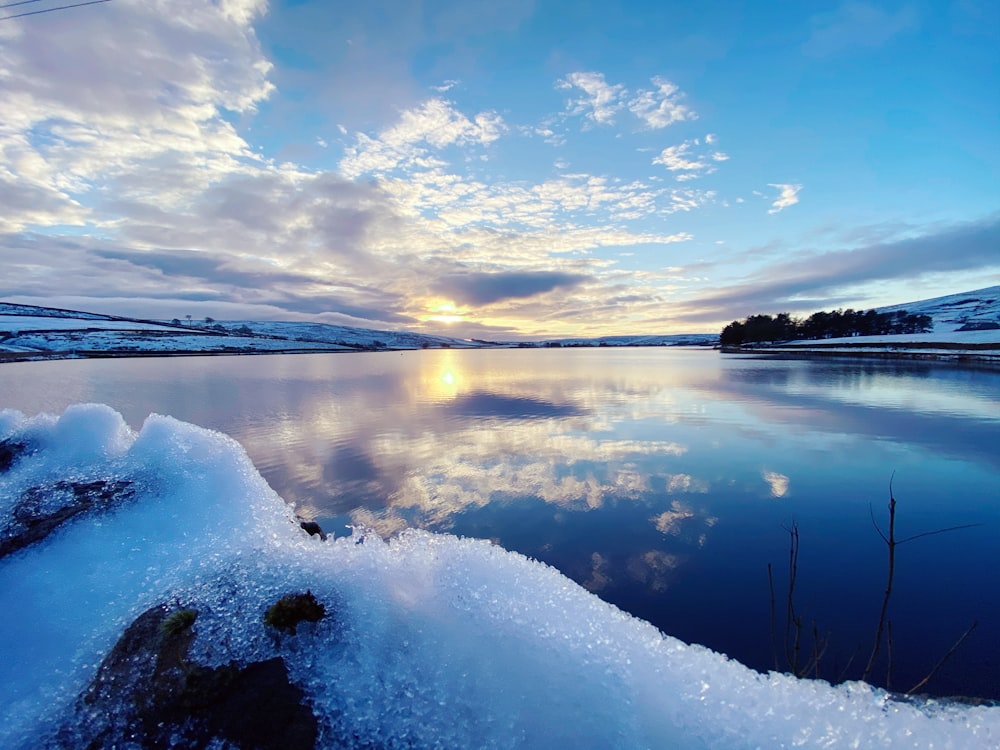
[1,0,998,338]
[4,282,999,342]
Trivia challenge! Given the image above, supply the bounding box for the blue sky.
[0,0,997,337]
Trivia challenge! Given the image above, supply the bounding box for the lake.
[2,348,998,699]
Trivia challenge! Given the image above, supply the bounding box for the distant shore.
[720,342,1000,367]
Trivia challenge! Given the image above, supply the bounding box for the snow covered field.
[2,404,998,748]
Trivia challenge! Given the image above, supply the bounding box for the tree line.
[720,308,933,347]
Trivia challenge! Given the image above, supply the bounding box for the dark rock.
[0,438,29,472]
[299,519,327,540]
[264,591,326,634]
[52,603,319,749]
[1,479,135,560]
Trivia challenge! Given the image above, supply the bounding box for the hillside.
[742,286,1000,362]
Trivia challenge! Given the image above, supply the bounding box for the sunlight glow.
[426,300,466,325]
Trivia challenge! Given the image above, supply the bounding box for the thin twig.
[869,502,889,544]
[886,620,894,691]
[836,644,862,683]
[767,562,779,671]
[907,621,979,695]
[897,524,983,545]
[863,477,897,681]
[782,522,801,673]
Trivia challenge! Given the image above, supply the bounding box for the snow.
[0,303,475,357]
[877,285,1000,331]
[0,316,183,333]
[1,405,998,749]
[781,330,1000,346]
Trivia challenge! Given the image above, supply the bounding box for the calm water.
[2,348,999,698]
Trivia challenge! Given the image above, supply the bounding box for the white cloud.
[652,136,728,180]
[557,71,626,126]
[558,72,695,131]
[767,183,803,213]
[627,77,696,129]
[654,142,708,172]
[339,98,506,178]
[0,0,273,229]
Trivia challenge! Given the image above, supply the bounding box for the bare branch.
[907,622,978,695]
[897,523,983,545]
[869,502,889,544]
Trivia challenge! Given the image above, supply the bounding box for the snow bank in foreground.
[1,405,997,749]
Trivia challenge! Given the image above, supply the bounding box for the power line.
[1,0,111,21]
[0,1,49,10]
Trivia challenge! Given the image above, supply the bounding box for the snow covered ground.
[2,404,998,748]
[0,307,471,359]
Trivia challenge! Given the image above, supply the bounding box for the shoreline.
[720,343,1000,368]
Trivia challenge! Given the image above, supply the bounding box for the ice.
[1,405,998,748]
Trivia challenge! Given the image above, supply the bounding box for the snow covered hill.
[877,285,1000,333]
[0,304,477,360]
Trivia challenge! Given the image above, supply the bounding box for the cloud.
[627,77,696,129]
[432,79,460,92]
[339,98,505,178]
[557,72,626,126]
[0,0,273,230]
[652,136,728,180]
[559,72,696,131]
[767,183,802,213]
[803,2,919,57]
[436,271,590,305]
[675,214,1000,322]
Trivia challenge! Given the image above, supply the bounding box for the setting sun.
[427,301,465,325]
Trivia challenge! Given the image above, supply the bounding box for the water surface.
[2,348,998,698]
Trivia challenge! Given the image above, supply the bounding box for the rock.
[0,439,29,473]
[298,519,327,540]
[264,591,326,634]
[51,603,319,749]
[0,479,135,560]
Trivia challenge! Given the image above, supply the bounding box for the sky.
[0,0,997,339]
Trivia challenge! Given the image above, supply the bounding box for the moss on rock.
[264,591,326,634]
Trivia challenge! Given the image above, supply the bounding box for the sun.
[427,300,465,325]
